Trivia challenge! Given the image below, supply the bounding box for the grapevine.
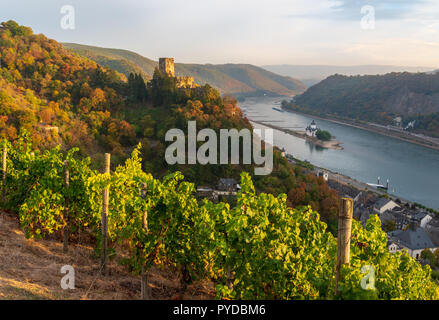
[1,133,438,300]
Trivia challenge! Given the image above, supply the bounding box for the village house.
[388,227,438,259]
[412,212,433,228]
[317,170,329,182]
[380,209,410,230]
[218,178,239,192]
[388,241,401,254]
[196,178,241,204]
[196,187,216,202]
[394,116,402,128]
[373,198,400,215]
[378,201,433,232]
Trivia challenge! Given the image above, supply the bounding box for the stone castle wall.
[159,58,175,77]
[159,57,197,88]
[177,76,197,89]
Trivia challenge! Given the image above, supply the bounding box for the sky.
[0,0,438,67]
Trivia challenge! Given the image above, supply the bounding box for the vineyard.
[1,132,438,300]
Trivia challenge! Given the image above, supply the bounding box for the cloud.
[330,0,431,20]
[0,0,438,66]
[286,0,434,21]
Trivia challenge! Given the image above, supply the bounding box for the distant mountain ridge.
[262,65,435,87]
[63,43,306,97]
[287,72,439,138]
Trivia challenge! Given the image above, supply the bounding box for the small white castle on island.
[305,120,318,137]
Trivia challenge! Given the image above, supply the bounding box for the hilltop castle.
[158,58,197,89]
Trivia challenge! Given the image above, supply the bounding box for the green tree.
[316,130,332,141]
[382,219,396,232]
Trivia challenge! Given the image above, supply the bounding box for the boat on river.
[367,177,389,190]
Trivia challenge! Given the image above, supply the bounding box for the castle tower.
[159,58,175,77]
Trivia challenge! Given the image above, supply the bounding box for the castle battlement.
[159,58,175,77]
[177,76,196,89]
[158,57,197,89]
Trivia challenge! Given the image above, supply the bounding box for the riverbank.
[243,96,439,209]
[297,157,417,208]
[250,119,343,150]
[283,108,439,152]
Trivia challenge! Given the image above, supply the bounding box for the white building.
[388,228,438,259]
[388,241,401,254]
[404,120,416,130]
[305,120,318,137]
[373,198,400,215]
[317,170,329,182]
[412,212,433,228]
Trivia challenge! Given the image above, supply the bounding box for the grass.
[0,212,215,300]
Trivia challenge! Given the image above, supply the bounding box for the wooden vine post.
[63,160,70,253]
[141,264,150,300]
[101,153,111,274]
[227,266,233,289]
[2,147,6,207]
[140,182,150,300]
[335,197,353,295]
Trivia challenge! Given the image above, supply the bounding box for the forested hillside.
[286,73,439,138]
[262,65,433,87]
[0,21,338,230]
[62,43,306,97]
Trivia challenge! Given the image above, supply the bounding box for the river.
[242,97,439,210]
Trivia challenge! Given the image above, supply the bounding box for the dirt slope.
[0,212,215,300]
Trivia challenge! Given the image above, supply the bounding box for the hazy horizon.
[1,0,439,67]
[62,42,437,69]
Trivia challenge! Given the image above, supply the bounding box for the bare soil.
[0,211,215,300]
